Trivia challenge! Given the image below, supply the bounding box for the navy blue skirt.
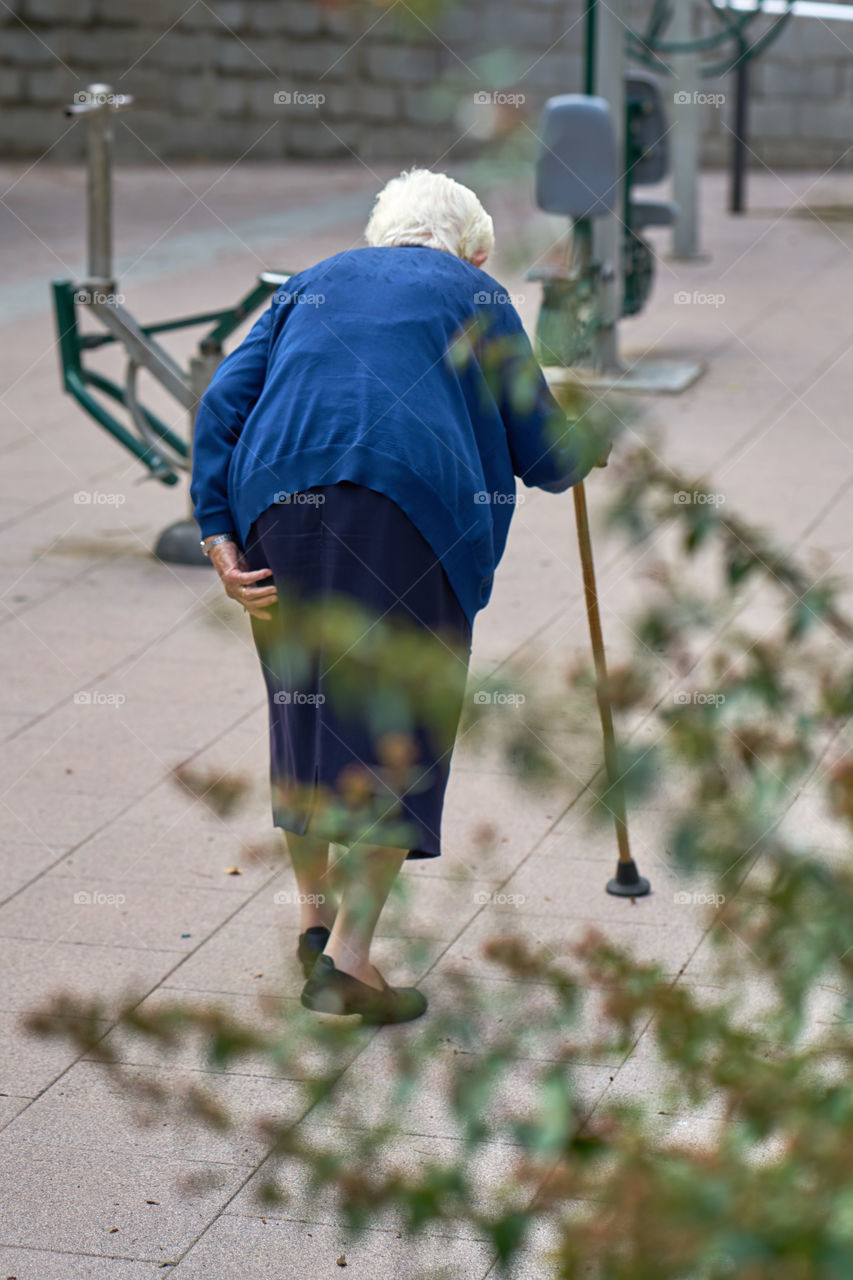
[243,482,472,858]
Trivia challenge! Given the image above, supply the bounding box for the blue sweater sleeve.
[481,302,592,493]
[190,305,275,539]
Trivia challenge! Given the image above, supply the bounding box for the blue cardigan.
[190,244,592,624]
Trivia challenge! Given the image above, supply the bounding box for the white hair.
[364,168,495,263]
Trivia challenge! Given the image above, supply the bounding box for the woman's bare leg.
[284,830,339,932]
[321,844,409,990]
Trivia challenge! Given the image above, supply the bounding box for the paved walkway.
[1,159,852,1277]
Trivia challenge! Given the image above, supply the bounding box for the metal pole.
[590,0,625,374]
[729,38,749,214]
[65,83,132,289]
[85,83,115,290]
[584,0,596,96]
[573,481,650,896]
[671,0,702,258]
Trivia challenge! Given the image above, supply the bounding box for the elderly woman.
[190,168,608,1026]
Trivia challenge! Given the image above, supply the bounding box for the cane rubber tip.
[606,858,651,897]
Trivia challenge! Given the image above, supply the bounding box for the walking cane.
[573,479,650,897]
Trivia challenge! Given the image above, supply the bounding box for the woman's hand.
[207,539,278,620]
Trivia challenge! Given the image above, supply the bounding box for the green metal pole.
[584,0,596,96]
[730,35,749,214]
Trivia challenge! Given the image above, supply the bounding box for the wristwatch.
[201,533,235,555]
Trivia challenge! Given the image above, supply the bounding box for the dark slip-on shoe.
[297,925,331,979]
[300,953,428,1025]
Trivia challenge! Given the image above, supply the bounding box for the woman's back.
[219,243,572,621]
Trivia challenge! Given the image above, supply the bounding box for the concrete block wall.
[0,0,850,168]
[698,5,853,170]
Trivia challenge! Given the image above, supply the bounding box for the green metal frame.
[626,0,796,77]
[51,276,282,485]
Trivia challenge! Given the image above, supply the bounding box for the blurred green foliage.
[27,434,853,1277]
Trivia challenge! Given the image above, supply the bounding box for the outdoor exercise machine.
[529,72,678,374]
[530,0,796,384]
[51,83,291,565]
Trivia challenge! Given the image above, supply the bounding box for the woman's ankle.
[299,904,337,932]
[322,939,372,978]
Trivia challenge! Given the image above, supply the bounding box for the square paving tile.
[0,1137,247,1261]
[0,937,182,1014]
[230,1125,530,1240]
[304,1040,615,1142]
[0,1008,112,1097]
[57,822,282,894]
[91,988,372,1083]
[432,909,705,985]
[414,973,623,1069]
[0,1248,164,1279]
[169,1212,496,1279]
[4,1059,305,1166]
[0,874,248,955]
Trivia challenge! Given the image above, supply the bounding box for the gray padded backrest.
[534,95,618,219]
[625,72,669,185]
